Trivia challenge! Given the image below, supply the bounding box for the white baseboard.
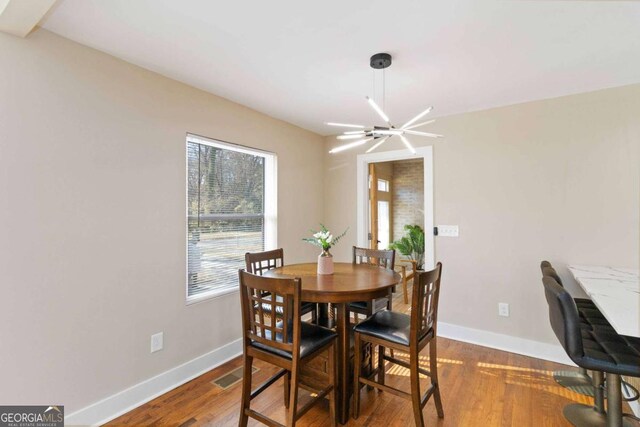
[65,338,243,427]
[437,321,575,366]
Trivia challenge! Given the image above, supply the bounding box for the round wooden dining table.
[264,262,401,424]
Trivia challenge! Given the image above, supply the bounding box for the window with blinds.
[186,134,277,302]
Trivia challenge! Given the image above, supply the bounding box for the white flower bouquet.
[303,224,348,252]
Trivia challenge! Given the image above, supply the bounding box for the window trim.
[184,133,277,305]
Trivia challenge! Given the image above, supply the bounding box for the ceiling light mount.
[370,52,392,69]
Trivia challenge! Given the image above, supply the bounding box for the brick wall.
[392,159,424,241]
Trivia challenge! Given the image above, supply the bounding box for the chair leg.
[286,365,300,427]
[386,295,395,359]
[593,370,605,414]
[377,344,386,391]
[403,274,409,304]
[352,332,362,420]
[606,373,623,427]
[365,342,374,391]
[328,342,337,427]
[238,354,253,427]
[366,307,374,385]
[410,350,425,427]
[284,371,291,409]
[430,339,444,418]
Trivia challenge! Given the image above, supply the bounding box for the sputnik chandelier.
[327,53,443,154]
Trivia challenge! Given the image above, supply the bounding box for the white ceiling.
[41,0,640,135]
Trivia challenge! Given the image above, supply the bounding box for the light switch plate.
[437,225,459,237]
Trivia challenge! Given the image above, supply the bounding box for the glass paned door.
[378,201,390,249]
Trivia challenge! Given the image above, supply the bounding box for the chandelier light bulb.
[399,134,417,154]
[326,122,365,129]
[401,106,434,129]
[329,138,373,154]
[337,134,367,140]
[366,136,390,153]
[366,96,390,124]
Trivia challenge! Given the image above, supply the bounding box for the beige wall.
[0,29,324,412]
[325,84,640,345]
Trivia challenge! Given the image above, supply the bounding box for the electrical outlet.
[151,332,164,353]
[498,303,510,317]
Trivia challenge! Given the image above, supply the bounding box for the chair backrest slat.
[239,270,301,355]
[352,246,395,270]
[411,263,442,341]
[245,248,284,276]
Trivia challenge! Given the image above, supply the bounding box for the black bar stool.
[540,261,615,398]
[542,275,640,427]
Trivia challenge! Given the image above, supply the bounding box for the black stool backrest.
[542,276,584,361]
[411,262,443,341]
[541,266,564,286]
[239,270,301,357]
[540,260,552,270]
[352,246,396,270]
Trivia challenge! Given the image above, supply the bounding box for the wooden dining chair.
[352,263,445,427]
[348,246,395,323]
[245,249,318,323]
[238,270,338,427]
[396,259,418,304]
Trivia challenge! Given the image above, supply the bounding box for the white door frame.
[356,147,435,270]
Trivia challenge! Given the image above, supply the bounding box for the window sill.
[186,286,239,306]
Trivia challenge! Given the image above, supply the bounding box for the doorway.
[356,147,435,270]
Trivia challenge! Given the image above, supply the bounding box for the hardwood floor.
[107,285,612,427]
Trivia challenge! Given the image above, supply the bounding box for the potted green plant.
[303,224,348,275]
[389,224,425,269]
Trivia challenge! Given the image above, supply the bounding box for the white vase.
[317,249,334,275]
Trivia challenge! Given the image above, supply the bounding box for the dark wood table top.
[263,262,401,303]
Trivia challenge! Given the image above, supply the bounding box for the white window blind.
[186,134,277,302]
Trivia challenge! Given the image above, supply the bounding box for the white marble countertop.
[568,265,640,338]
